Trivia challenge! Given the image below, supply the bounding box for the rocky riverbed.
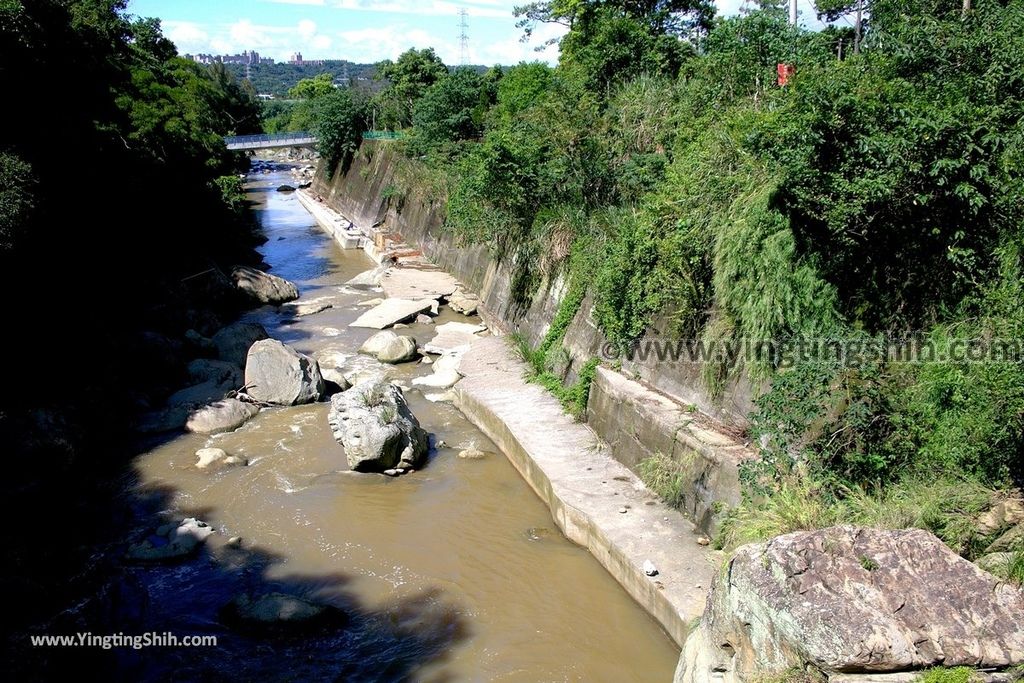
[22,163,681,681]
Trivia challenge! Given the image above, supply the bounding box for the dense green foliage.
[0,0,261,424]
[326,0,1024,545]
[0,0,269,650]
[310,88,366,172]
[371,48,448,130]
[223,60,378,97]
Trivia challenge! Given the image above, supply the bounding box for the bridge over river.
[224,130,403,151]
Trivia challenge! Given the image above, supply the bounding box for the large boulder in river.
[244,339,324,405]
[316,349,393,388]
[358,331,418,364]
[328,382,428,472]
[674,526,1024,683]
[187,358,243,388]
[231,265,300,305]
[186,398,259,434]
[212,322,268,368]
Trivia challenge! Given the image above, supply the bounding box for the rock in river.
[244,339,324,405]
[447,288,479,315]
[212,322,268,368]
[674,526,1024,682]
[222,593,344,631]
[422,321,486,355]
[231,265,300,305]
[187,358,243,388]
[411,368,461,390]
[317,349,392,388]
[195,447,248,470]
[349,298,437,329]
[186,398,260,434]
[359,330,418,364]
[166,379,233,409]
[328,381,428,472]
[125,518,214,562]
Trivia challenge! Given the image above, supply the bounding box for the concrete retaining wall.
[588,367,756,537]
[312,142,758,425]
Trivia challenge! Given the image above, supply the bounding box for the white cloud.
[163,19,334,59]
[332,0,510,19]
[336,25,444,62]
[161,0,814,64]
[162,20,210,53]
[333,18,563,65]
[471,20,564,65]
[298,19,318,38]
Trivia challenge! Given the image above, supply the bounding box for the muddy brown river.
[124,165,679,681]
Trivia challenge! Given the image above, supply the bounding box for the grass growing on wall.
[513,330,598,422]
[637,451,690,510]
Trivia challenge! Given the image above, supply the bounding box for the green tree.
[311,88,366,172]
[411,69,492,151]
[0,152,34,251]
[288,72,336,99]
[371,48,448,129]
[490,62,553,126]
[515,0,716,43]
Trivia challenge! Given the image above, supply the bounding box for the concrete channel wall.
[307,144,762,640]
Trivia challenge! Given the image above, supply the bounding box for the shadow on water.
[6,472,470,682]
[1,166,468,682]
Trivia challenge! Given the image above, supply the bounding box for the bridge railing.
[224,132,316,148]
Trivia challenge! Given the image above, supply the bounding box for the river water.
[119,166,679,681]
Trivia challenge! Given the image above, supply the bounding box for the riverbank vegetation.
[0,0,264,641]
[305,0,1024,559]
[1,0,263,452]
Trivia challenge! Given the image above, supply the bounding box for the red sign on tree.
[777,63,795,87]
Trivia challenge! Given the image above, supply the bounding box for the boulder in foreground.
[675,526,1024,682]
[327,381,428,472]
[244,339,324,405]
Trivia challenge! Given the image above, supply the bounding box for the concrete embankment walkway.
[454,336,722,647]
[296,189,366,250]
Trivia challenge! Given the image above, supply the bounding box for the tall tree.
[371,48,448,129]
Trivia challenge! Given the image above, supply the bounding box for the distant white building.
[184,50,274,66]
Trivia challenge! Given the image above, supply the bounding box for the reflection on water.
[122,169,679,681]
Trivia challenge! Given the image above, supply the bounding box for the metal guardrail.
[224,132,317,150]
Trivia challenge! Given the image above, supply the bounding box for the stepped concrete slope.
[454,335,722,647]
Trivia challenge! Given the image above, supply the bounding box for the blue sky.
[127,0,822,66]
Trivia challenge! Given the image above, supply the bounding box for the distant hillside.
[224,61,377,97]
[226,61,492,98]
